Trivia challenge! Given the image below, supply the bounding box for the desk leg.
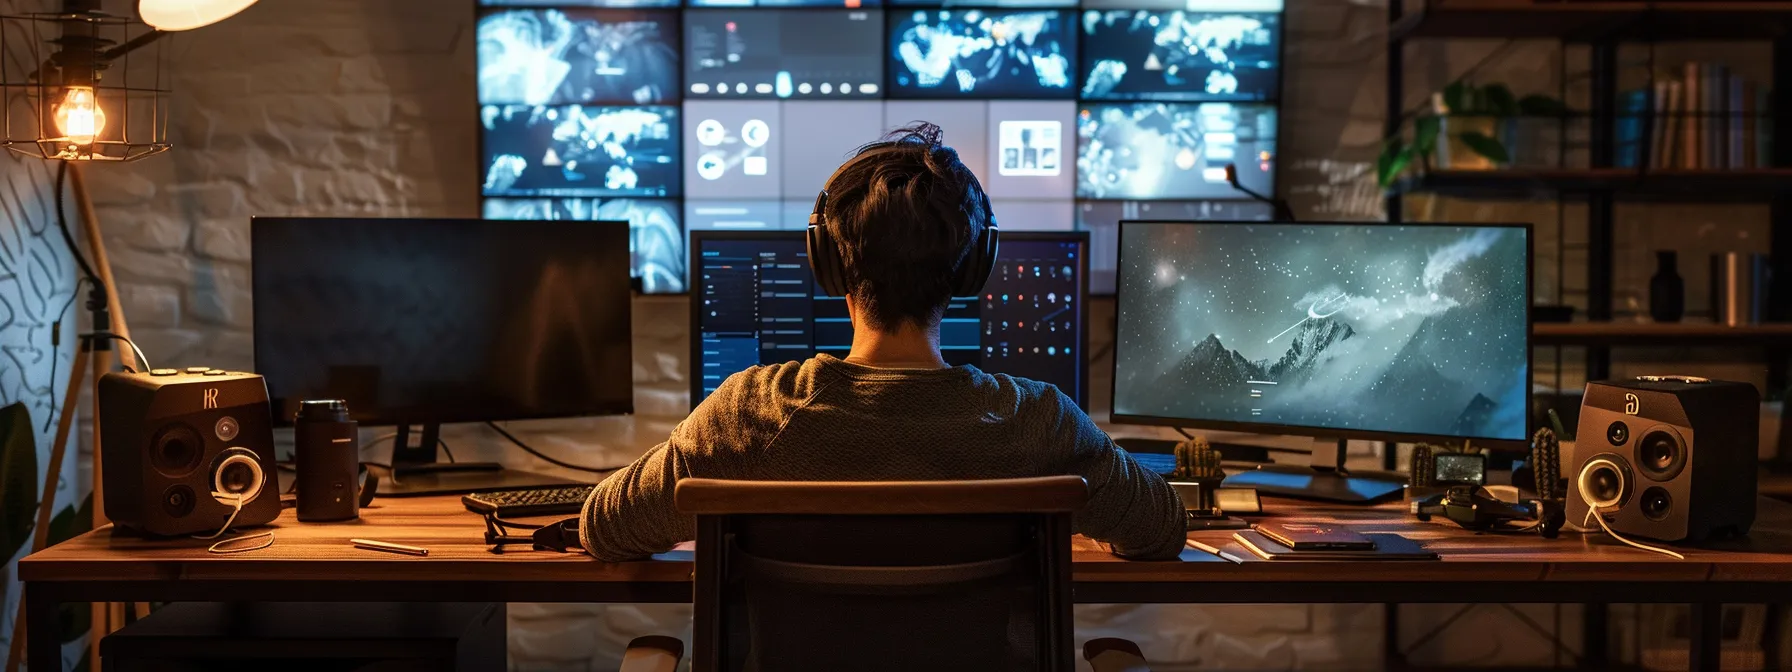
[1583,603,1609,670]
[1690,602,1722,672]
[24,583,60,672]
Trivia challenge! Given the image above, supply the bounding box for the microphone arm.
[1224,163,1296,222]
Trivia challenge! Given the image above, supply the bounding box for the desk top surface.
[21,495,1792,585]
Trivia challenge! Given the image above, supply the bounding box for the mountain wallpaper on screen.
[1113,223,1529,441]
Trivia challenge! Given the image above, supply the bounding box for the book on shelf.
[1633,61,1772,171]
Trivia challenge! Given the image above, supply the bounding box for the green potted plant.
[1377,80,1569,188]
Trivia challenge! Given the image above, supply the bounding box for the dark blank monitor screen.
[477,9,679,106]
[252,218,636,426]
[1112,222,1530,444]
[887,9,1076,99]
[692,231,1088,408]
[684,10,885,98]
[481,104,679,198]
[1076,102,1274,199]
[483,197,686,294]
[1078,9,1281,102]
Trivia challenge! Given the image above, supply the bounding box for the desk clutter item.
[1171,437,1250,531]
[99,602,505,671]
[1233,529,1438,561]
[461,484,596,518]
[294,399,360,522]
[1569,376,1759,544]
[98,369,281,537]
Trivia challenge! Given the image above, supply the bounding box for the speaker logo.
[204,388,220,410]
[1624,393,1640,415]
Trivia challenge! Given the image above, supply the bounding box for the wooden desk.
[22,496,1792,671]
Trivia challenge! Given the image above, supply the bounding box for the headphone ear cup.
[952,227,1000,297]
[807,224,847,297]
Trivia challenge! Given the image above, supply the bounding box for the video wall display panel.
[1078,9,1280,102]
[685,9,886,99]
[474,0,1285,294]
[887,9,1077,99]
[478,9,680,106]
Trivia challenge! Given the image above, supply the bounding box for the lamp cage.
[1,0,170,162]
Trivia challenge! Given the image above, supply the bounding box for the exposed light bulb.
[53,87,106,146]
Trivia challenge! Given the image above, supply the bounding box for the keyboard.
[461,485,596,518]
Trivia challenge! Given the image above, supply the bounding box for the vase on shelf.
[1650,250,1685,323]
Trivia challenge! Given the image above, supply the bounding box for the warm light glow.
[139,0,258,31]
[53,87,106,146]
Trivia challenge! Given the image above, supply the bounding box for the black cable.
[53,163,98,285]
[439,438,457,463]
[42,277,89,432]
[484,421,626,474]
[1175,427,1196,440]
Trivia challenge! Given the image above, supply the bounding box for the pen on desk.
[351,538,429,556]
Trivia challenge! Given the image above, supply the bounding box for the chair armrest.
[619,636,684,672]
[1083,637,1151,672]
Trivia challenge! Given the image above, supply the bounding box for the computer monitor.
[690,230,1089,409]
[251,217,636,493]
[1078,8,1282,102]
[886,9,1078,99]
[1111,221,1531,501]
[682,9,884,98]
[476,8,680,106]
[1075,101,1276,200]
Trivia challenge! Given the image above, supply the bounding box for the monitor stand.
[379,423,579,497]
[1223,437,1406,505]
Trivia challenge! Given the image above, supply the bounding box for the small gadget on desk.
[1167,437,1250,530]
[294,399,362,522]
[1254,521,1376,551]
[1108,220,1533,505]
[252,217,634,496]
[1232,530,1438,561]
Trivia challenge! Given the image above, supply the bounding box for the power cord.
[484,421,627,474]
[191,493,275,554]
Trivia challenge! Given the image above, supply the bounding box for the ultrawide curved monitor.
[1111,220,1532,448]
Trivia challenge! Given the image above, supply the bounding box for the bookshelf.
[1384,0,1792,395]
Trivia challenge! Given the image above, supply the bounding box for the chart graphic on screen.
[1076,101,1274,199]
[482,104,680,198]
[1079,9,1280,101]
[685,9,885,98]
[888,9,1076,99]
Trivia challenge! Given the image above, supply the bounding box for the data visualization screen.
[477,9,680,106]
[1075,101,1274,199]
[684,9,885,99]
[692,231,1088,408]
[1079,9,1280,102]
[481,104,680,198]
[888,9,1076,99]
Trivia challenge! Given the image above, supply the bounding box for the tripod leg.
[68,164,136,373]
[88,359,109,669]
[3,345,89,672]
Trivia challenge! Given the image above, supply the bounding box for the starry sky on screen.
[1113,222,1530,441]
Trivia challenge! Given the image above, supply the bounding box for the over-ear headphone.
[806,142,1000,298]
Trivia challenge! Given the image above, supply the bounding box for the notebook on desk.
[1232,530,1439,561]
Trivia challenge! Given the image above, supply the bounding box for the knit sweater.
[579,354,1187,562]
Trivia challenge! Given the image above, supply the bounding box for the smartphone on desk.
[1254,520,1377,551]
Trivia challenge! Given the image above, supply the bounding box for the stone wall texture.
[9,0,1773,669]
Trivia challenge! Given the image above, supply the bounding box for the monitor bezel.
[1107,219,1534,451]
[687,228,1093,411]
[250,216,639,428]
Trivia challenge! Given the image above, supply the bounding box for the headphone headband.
[806,141,1000,298]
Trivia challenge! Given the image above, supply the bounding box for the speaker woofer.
[1641,486,1673,521]
[149,424,205,478]
[1578,454,1633,511]
[1636,427,1688,482]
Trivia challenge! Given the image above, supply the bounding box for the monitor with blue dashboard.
[691,230,1090,408]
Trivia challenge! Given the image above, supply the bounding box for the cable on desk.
[484,422,627,474]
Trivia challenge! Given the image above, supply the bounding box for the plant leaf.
[1413,116,1442,157]
[0,402,39,564]
[1377,140,1413,188]
[1518,94,1570,117]
[1441,80,1471,115]
[1459,131,1511,164]
[1483,84,1518,117]
[47,493,94,547]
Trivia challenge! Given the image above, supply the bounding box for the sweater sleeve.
[1054,391,1187,560]
[578,370,762,562]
